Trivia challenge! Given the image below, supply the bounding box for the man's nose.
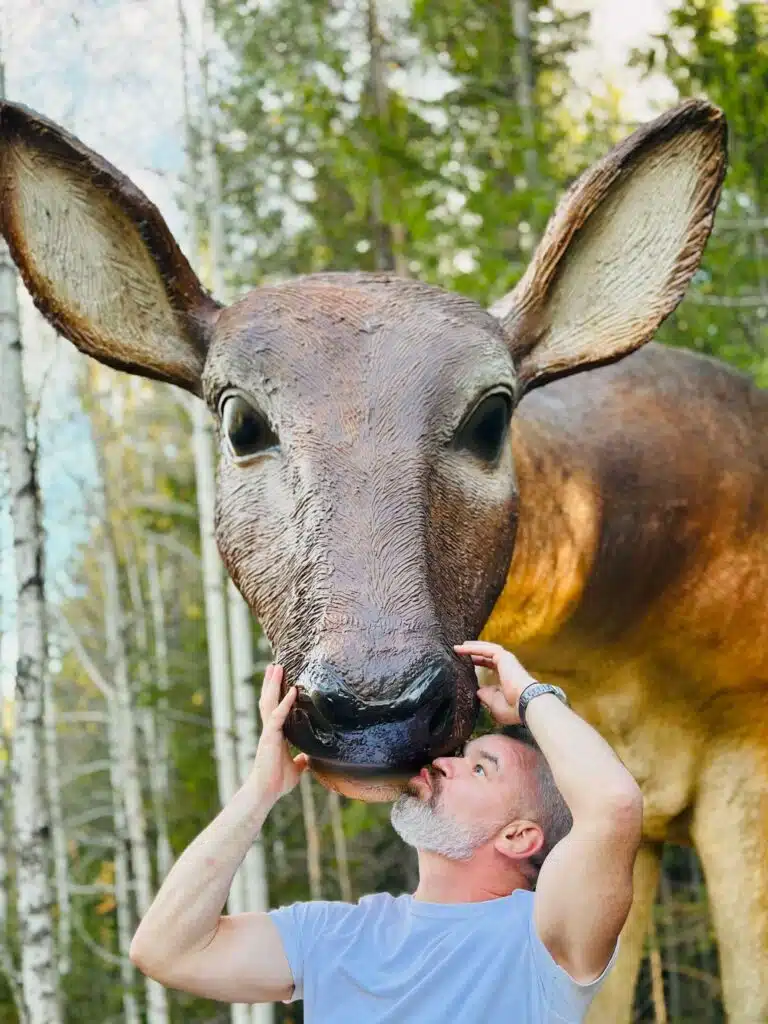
[431,755,459,779]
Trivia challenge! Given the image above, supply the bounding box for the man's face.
[390,734,537,860]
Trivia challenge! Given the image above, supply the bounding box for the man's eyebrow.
[470,748,501,772]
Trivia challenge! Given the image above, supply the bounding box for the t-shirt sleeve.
[268,900,347,1003]
[528,910,619,1020]
[268,902,312,1002]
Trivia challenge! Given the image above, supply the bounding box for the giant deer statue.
[1,98,766,1022]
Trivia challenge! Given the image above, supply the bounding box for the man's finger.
[454,641,503,656]
[468,654,497,669]
[267,685,297,728]
[259,664,284,718]
[293,752,310,773]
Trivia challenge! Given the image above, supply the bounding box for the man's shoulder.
[329,890,406,923]
[271,891,402,926]
[357,891,402,910]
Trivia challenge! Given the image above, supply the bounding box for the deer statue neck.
[482,411,601,650]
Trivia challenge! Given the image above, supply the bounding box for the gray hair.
[500,724,573,886]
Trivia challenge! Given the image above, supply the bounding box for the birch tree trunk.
[43,659,70,977]
[511,0,538,185]
[300,774,323,901]
[113,821,141,1024]
[366,0,407,275]
[229,584,270,915]
[100,505,169,1024]
[123,524,173,881]
[57,616,140,1024]
[229,592,274,1024]
[143,493,174,879]
[189,407,240,810]
[0,236,63,1024]
[105,677,142,1024]
[0,732,26,1023]
[328,792,352,903]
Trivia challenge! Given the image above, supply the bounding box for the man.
[130,641,643,1022]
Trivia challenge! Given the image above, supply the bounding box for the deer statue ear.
[492,100,727,394]
[0,102,219,396]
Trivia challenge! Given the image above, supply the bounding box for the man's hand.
[453,640,536,725]
[251,664,309,801]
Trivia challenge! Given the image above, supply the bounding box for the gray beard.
[390,779,494,861]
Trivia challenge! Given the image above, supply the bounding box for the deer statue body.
[1,99,766,1021]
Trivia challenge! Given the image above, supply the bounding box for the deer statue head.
[0,100,726,799]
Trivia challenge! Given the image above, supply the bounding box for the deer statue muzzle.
[0,99,726,801]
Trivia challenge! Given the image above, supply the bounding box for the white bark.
[366,0,407,275]
[124,525,173,880]
[229,587,259,790]
[43,648,70,976]
[0,235,63,1023]
[101,514,169,1024]
[57,615,140,1024]
[229,595,273,1024]
[109,705,142,1024]
[300,774,323,901]
[0,732,26,1022]
[190,409,240,809]
[229,585,270,909]
[144,503,174,879]
[328,792,352,903]
[512,0,538,184]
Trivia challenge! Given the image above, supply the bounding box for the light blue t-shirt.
[269,888,616,1023]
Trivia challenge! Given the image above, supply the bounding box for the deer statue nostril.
[428,698,454,739]
[299,661,360,731]
[288,654,464,770]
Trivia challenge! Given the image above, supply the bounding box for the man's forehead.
[465,733,524,771]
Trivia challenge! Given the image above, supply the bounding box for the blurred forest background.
[0,0,766,1022]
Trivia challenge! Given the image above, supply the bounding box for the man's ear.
[491,100,727,394]
[0,101,220,396]
[494,820,544,863]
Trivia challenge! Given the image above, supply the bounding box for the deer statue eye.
[454,391,512,465]
[220,394,279,461]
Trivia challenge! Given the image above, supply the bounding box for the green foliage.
[407,0,589,299]
[210,0,589,304]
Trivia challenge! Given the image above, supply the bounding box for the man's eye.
[473,763,485,777]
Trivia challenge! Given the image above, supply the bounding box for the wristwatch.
[517,682,569,727]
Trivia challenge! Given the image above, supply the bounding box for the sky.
[564,0,676,119]
[0,0,675,698]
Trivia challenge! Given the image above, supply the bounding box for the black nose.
[289,655,461,768]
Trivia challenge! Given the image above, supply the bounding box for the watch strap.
[517,682,568,727]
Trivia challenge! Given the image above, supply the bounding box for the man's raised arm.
[129,666,308,1004]
[454,641,643,984]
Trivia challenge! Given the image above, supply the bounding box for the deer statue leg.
[585,842,662,1024]
[691,733,768,1024]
